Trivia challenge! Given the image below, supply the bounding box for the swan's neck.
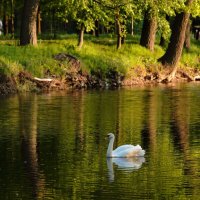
[107,136,115,157]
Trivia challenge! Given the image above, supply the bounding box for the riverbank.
[0,35,199,94]
[1,60,200,95]
[1,68,200,95]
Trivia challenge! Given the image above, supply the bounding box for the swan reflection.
[107,157,145,182]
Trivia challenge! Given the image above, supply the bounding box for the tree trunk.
[131,16,134,36]
[37,7,41,35]
[116,13,122,49]
[78,24,84,48]
[158,0,193,67]
[95,20,99,37]
[52,9,56,39]
[121,36,125,45]
[10,0,14,38]
[184,20,191,50]
[10,16,14,38]
[192,18,200,40]
[3,1,8,36]
[140,10,157,51]
[194,28,200,40]
[116,25,122,49]
[3,14,9,35]
[20,0,40,46]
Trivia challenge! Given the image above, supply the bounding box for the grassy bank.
[0,34,199,90]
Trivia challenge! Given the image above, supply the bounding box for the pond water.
[0,83,200,200]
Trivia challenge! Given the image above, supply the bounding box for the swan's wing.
[132,145,145,156]
[113,145,145,157]
[113,145,135,154]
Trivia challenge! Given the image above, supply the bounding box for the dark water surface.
[0,83,200,200]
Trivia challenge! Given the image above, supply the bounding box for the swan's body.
[106,133,145,158]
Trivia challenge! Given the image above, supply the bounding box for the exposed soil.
[0,74,17,95]
[0,53,200,95]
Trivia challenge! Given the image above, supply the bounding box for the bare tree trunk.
[3,14,9,35]
[10,0,14,38]
[20,0,40,46]
[95,20,99,37]
[10,16,14,38]
[121,36,125,45]
[3,1,8,36]
[52,9,56,39]
[116,26,122,49]
[37,6,41,35]
[158,0,193,82]
[158,0,193,67]
[78,24,84,48]
[140,10,157,51]
[194,28,199,40]
[131,16,134,36]
[116,12,122,49]
[184,20,191,50]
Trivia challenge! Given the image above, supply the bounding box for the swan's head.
[107,133,115,140]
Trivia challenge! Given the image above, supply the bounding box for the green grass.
[0,41,67,76]
[0,34,199,79]
[0,56,23,76]
[181,39,200,68]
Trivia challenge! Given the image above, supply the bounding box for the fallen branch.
[34,77,53,82]
[194,75,200,81]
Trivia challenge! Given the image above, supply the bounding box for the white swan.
[106,133,145,157]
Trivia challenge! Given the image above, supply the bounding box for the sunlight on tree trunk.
[140,10,157,51]
[78,24,84,48]
[184,20,191,50]
[37,6,41,35]
[158,0,193,82]
[116,12,122,49]
[158,0,193,67]
[131,16,134,36]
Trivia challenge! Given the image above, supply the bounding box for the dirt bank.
[0,74,17,95]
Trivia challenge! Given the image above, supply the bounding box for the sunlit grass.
[0,34,199,78]
[67,36,164,77]
[181,39,200,68]
[0,56,23,76]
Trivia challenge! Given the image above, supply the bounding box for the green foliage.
[157,16,171,42]
[190,0,200,17]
